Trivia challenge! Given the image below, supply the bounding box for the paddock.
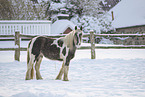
[0,32,145,96]
[0,47,145,97]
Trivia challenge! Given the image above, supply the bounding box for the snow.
[99,37,114,44]
[115,37,130,41]
[71,15,100,33]
[71,14,112,33]
[57,14,69,17]
[0,20,51,23]
[109,0,145,28]
[0,41,145,97]
[50,2,66,10]
[51,20,76,34]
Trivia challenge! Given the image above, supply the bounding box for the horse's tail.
[27,39,31,64]
[27,47,30,64]
[26,40,34,79]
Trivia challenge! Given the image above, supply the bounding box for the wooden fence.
[0,31,145,61]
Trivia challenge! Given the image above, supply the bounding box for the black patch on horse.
[62,47,66,56]
[75,33,79,44]
[42,38,62,61]
[31,37,63,61]
[79,33,82,38]
[58,39,63,47]
[65,49,76,66]
[32,37,45,60]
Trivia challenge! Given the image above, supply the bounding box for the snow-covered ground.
[0,41,145,97]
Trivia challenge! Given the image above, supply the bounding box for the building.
[51,20,75,34]
[100,0,121,11]
[109,0,145,45]
[51,8,76,35]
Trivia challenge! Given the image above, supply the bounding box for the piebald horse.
[25,26,83,81]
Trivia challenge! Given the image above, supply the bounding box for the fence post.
[15,31,20,61]
[90,31,96,59]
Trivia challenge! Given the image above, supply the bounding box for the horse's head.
[74,26,83,48]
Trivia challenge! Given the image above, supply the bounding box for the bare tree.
[0,0,14,20]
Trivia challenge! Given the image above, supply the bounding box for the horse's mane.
[62,30,76,50]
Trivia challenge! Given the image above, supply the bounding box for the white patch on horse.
[62,47,69,65]
[51,38,67,60]
[28,36,38,63]
[60,44,65,59]
[51,38,61,48]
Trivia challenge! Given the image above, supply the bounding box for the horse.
[25,26,83,81]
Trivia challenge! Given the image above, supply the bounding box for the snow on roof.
[50,2,66,10]
[51,20,76,34]
[109,0,145,28]
[57,14,69,17]
[0,20,51,23]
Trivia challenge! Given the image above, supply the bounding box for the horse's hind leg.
[56,62,64,80]
[25,54,35,80]
[35,56,43,80]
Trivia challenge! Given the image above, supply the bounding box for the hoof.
[63,79,69,81]
[55,78,61,80]
[37,78,43,80]
[25,78,31,80]
[55,76,62,80]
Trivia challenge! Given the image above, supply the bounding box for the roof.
[51,20,76,34]
[100,0,121,11]
[109,0,145,28]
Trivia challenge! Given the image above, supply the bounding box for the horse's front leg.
[55,61,70,81]
[63,65,69,81]
[55,62,64,80]
[63,59,70,81]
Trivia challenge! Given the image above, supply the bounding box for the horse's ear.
[75,26,77,30]
[80,26,83,30]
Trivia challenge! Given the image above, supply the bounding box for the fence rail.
[79,45,145,49]
[83,33,145,37]
[0,31,145,61]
